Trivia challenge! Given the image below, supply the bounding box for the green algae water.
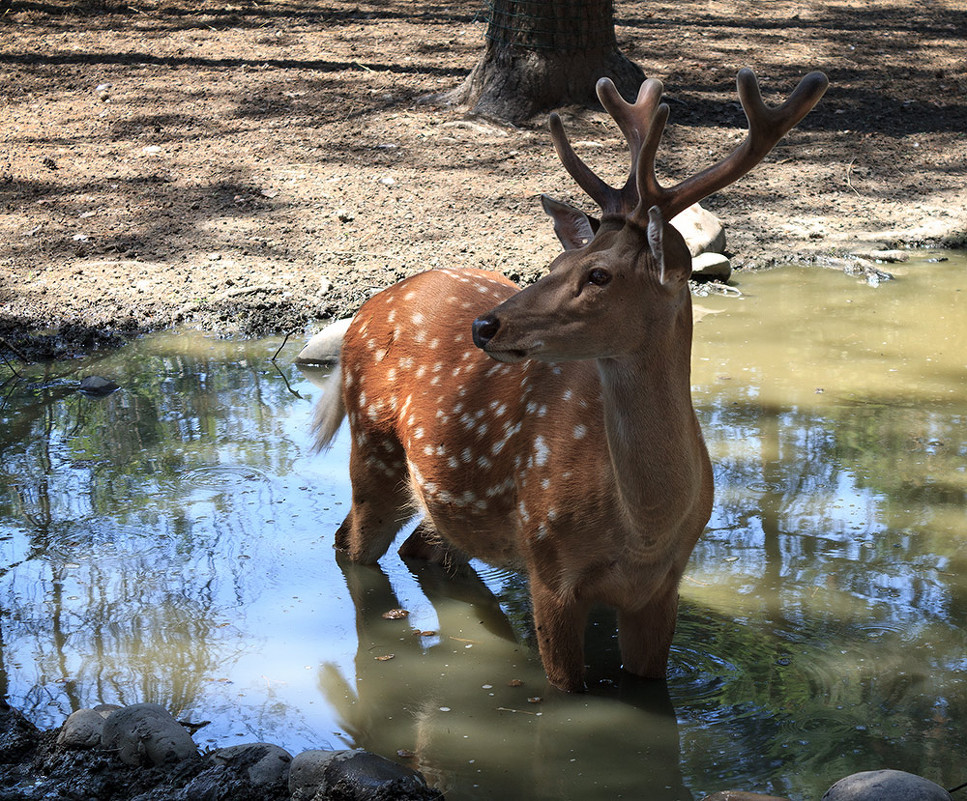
[1,252,965,799]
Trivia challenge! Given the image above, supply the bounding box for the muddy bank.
[2,0,966,359]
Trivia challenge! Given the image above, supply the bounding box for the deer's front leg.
[529,576,590,692]
[617,580,680,680]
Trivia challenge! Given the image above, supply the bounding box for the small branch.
[271,332,290,362]
[846,158,861,196]
[0,339,27,377]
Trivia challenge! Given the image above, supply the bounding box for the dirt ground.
[1,0,966,359]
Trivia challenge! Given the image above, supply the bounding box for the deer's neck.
[596,309,706,535]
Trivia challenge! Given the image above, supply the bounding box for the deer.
[311,68,829,692]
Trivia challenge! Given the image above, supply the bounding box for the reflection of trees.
[677,393,967,798]
[0,336,309,725]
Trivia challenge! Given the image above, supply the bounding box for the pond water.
[1,253,966,800]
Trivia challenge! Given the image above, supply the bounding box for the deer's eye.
[587,267,612,286]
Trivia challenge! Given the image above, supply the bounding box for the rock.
[100,703,198,767]
[672,202,726,257]
[0,700,40,763]
[850,248,909,263]
[822,770,951,801]
[289,749,345,797]
[295,317,352,364]
[691,252,733,281]
[78,375,119,396]
[212,742,293,790]
[57,708,109,748]
[289,748,439,801]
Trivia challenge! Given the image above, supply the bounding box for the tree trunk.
[446,0,645,124]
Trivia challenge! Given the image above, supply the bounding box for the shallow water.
[1,252,966,799]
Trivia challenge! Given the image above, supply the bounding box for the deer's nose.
[472,315,500,349]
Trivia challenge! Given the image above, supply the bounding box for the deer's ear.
[648,206,690,288]
[541,195,598,251]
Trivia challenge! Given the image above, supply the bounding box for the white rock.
[691,251,732,281]
[296,318,352,364]
[672,202,726,256]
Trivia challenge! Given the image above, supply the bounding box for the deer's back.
[340,268,620,569]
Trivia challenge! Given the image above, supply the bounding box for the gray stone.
[289,748,438,800]
[691,251,733,281]
[822,770,951,801]
[57,708,108,748]
[100,703,197,767]
[289,749,346,798]
[212,742,292,789]
[78,375,119,396]
[672,202,726,257]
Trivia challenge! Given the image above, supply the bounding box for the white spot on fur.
[534,435,549,467]
[574,424,587,440]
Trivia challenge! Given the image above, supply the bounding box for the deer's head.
[472,69,828,363]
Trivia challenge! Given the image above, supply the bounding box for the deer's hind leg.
[335,432,415,564]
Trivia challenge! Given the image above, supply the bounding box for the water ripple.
[181,464,271,490]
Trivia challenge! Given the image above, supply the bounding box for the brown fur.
[314,70,826,690]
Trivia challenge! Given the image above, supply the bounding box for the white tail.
[313,69,828,691]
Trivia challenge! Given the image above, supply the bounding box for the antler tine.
[596,77,665,213]
[548,77,665,220]
[548,112,617,215]
[632,68,830,222]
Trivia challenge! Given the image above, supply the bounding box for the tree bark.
[446,0,645,124]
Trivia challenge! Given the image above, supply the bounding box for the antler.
[633,68,829,222]
[548,77,664,220]
[548,69,829,227]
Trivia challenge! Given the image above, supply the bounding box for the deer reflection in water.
[319,554,691,800]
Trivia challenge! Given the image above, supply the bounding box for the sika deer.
[313,69,828,691]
